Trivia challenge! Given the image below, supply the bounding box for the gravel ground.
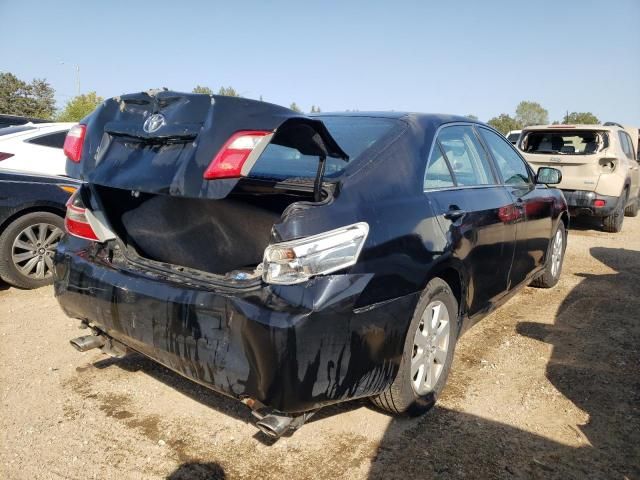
[1,216,639,480]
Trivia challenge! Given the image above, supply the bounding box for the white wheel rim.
[411,300,450,395]
[550,229,563,278]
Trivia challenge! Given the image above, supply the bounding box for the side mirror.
[536,167,562,185]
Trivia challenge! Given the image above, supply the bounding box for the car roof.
[522,124,621,132]
[312,111,475,122]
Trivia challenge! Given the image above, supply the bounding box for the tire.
[531,221,566,289]
[624,195,638,217]
[0,212,65,289]
[603,191,627,233]
[371,278,459,416]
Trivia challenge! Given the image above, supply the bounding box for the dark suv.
[54,91,568,438]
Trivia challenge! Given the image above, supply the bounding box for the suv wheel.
[624,193,639,217]
[371,277,459,416]
[531,221,566,288]
[0,212,65,289]
[602,191,627,233]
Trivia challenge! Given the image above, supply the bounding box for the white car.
[0,123,75,176]
[506,129,522,145]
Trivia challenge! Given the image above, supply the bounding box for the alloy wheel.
[411,300,451,395]
[11,223,63,280]
[550,229,563,278]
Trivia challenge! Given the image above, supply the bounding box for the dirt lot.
[1,216,639,480]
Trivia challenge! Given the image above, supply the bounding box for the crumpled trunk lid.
[68,90,346,200]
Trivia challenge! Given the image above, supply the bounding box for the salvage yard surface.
[1,218,639,480]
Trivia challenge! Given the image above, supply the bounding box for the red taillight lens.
[203,130,270,179]
[63,124,87,163]
[0,152,14,161]
[593,199,606,208]
[65,192,99,241]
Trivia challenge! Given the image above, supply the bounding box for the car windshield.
[521,130,606,155]
[249,116,401,180]
[506,132,520,143]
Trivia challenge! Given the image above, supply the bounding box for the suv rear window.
[249,116,400,180]
[521,130,606,155]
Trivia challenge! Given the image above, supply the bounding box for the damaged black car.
[53,90,568,438]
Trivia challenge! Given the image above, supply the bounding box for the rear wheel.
[603,191,627,233]
[371,278,459,416]
[531,221,565,288]
[0,212,64,289]
[624,193,638,217]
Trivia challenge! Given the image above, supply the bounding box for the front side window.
[437,125,495,186]
[424,143,455,189]
[478,128,531,186]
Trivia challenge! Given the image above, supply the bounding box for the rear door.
[477,126,553,287]
[424,124,517,317]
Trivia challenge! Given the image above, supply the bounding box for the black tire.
[531,221,566,289]
[371,278,459,416]
[624,194,638,217]
[0,211,65,289]
[603,191,627,233]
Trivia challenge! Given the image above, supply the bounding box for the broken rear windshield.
[521,130,607,155]
[249,116,400,180]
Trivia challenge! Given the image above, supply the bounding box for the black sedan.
[0,170,78,288]
[53,91,567,438]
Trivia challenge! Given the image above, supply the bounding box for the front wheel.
[531,221,566,289]
[371,277,459,416]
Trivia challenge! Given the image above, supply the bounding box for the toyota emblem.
[143,113,166,133]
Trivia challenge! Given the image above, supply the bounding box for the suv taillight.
[65,191,98,241]
[203,130,271,179]
[63,124,87,163]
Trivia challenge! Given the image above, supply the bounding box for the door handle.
[444,206,466,220]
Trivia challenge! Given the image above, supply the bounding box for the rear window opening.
[521,130,608,155]
[93,182,317,278]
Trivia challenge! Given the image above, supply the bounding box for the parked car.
[0,170,78,288]
[54,91,568,438]
[517,123,639,232]
[0,122,74,176]
[0,114,51,129]
[506,129,522,145]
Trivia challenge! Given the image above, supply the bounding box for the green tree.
[310,105,322,113]
[466,114,479,121]
[217,86,240,97]
[192,85,213,95]
[289,102,302,113]
[57,92,103,122]
[562,111,599,125]
[487,113,522,134]
[0,72,55,119]
[515,101,549,127]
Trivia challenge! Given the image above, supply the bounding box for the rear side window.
[26,131,68,149]
[437,125,495,186]
[478,128,531,186]
[618,131,635,160]
[424,144,455,189]
[249,116,400,180]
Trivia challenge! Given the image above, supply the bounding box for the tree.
[466,114,478,121]
[515,101,549,127]
[310,105,322,113]
[217,86,240,97]
[289,102,302,113]
[487,113,522,134]
[57,92,103,122]
[192,85,213,95]
[562,111,599,125]
[0,72,56,119]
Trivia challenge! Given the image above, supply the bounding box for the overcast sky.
[1,0,639,124]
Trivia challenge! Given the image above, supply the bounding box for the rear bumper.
[53,238,417,413]
[562,190,618,217]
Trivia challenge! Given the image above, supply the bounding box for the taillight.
[593,199,606,208]
[203,130,270,179]
[63,124,87,163]
[0,152,14,161]
[65,191,99,241]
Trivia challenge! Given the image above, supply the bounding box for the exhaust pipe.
[70,334,105,352]
[255,414,294,439]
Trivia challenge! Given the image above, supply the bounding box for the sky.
[1,0,639,125]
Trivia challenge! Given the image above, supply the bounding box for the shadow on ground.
[367,246,640,479]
